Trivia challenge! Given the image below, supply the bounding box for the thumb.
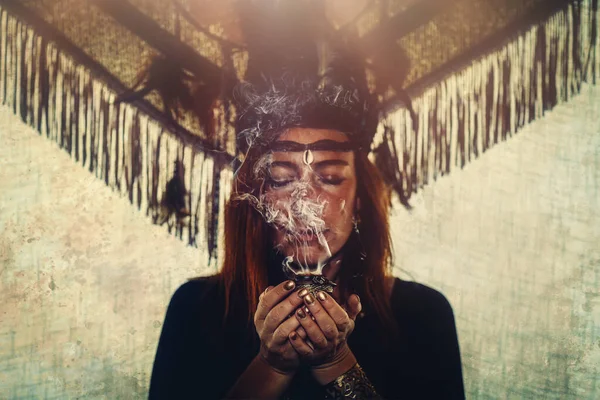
[346,294,362,320]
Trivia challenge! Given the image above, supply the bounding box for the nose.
[305,180,319,199]
[291,179,320,201]
[288,181,325,214]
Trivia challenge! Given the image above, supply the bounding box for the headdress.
[228,1,414,210]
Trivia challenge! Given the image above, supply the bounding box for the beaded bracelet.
[323,363,381,399]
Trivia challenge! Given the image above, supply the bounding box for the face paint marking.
[270,139,355,153]
[303,149,314,166]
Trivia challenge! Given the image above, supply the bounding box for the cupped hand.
[287,290,362,368]
[254,280,305,374]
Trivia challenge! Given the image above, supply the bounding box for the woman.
[148,17,464,394]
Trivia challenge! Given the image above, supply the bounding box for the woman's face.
[260,127,357,271]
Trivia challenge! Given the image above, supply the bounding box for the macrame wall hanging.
[0,0,598,264]
[375,0,600,198]
[0,4,234,263]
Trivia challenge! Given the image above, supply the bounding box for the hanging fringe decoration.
[376,0,600,205]
[1,1,599,262]
[0,6,229,264]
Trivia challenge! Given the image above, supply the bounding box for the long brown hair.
[214,146,399,338]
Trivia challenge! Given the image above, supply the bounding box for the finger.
[295,306,328,349]
[262,288,308,332]
[289,330,314,357]
[302,293,338,340]
[304,306,316,321]
[264,286,274,296]
[315,291,353,330]
[272,311,301,345]
[345,294,362,321]
[296,326,308,340]
[258,286,274,302]
[255,280,296,323]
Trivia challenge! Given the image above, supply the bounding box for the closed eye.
[266,178,293,189]
[318,175,345,185]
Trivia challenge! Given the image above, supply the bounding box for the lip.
[296,233,320,243]
[286,229,330,244]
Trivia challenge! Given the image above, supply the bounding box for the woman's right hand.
[254,280,306,374]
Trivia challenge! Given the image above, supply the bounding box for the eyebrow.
[313,159,349,168]
[269,159,349,171]
[269,161,297,170]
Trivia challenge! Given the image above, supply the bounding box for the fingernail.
[290,331,298,340]
[297,288,309,298]
[356,294,361,303]
[284,280,295,291]
[265,286,271,293]
[304,294,315,305]
[297,308,307,319]
[317,291,327,302]
[304,306,310,314]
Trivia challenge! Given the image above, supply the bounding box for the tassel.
[19,20,26,123]
[588,0,598,83]
[38,38,49,135]
[133,109,143,209]
[12,17,18,116]
[188,148,206,248]
[113,99,122,191]
[1,11,6,105]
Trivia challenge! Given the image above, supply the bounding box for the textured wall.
[0,103,214,399]
[389,84,600,399]
[1,84,599,398]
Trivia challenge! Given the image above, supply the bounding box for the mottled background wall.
[1,79,599,400]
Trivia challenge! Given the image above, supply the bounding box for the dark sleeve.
[421,288,465,399]
[148,280,233,399]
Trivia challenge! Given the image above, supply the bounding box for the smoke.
[235,153,332,275]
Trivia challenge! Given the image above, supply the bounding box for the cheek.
[261,190,294,216]
[322,184,356,230]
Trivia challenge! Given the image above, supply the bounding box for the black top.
[149,276,465,399]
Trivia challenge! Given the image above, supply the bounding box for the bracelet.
[323,363,381,399]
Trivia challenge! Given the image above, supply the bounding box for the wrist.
[322,363,381,400]
[256,353,297,377]
[310,345,357,385]
[226,355,295,399]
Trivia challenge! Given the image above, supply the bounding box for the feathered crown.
[229,1,414,207]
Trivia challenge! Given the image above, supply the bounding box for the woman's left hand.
[288,290,362,368]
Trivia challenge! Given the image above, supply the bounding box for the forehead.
[276,127,349,143]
